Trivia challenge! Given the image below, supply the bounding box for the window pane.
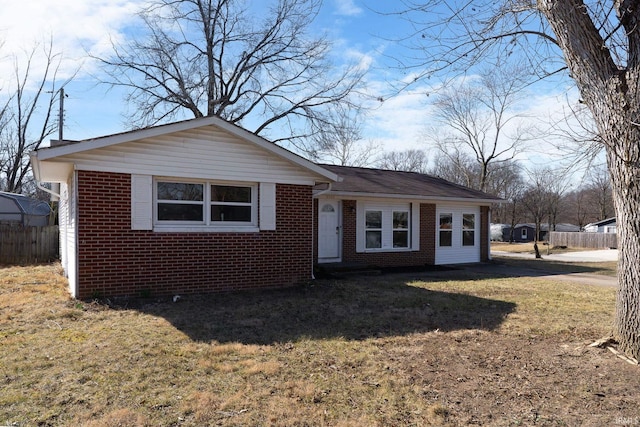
[440,230,452,247]
[211,205,252,222]
[393,231,408,248]
[158,203,203,221]
[463,230,475,246]
[393,211,408,229]
[321,204,335,213]
[366,211,382,229]
[463,214,475,230]
[439,214,452,230]
[211,185,251,203]
[158,182,203,201]
[366,231,382,248]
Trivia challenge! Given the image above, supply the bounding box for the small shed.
[0,192,51,226]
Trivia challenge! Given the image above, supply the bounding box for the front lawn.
[0,263,635,426]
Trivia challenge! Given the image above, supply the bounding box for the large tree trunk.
[539,0,640,359]
[608,140,640,358]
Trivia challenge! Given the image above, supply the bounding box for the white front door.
[318,199,341,261]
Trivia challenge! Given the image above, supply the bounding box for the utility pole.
[58,87,65,140]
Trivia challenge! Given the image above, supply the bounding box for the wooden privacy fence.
[550,231,617,249]
[0,225,59,264]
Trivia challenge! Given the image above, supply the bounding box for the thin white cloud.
[358,74,588,174]
[333,0,362,16]
[0,0,140,84]
[362,83,434,153]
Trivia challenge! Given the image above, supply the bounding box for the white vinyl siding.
[435,205,480,265]
[56,125,321,186]
[58,175,79,297]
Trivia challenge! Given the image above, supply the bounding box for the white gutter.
[29,152,61,201]
[312,182,333,198]
[325,190,501,204]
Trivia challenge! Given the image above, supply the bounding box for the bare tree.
[486,160,524,223]
[520,167,563,256]
[311,106,380,167]
[96,0,364,153]
[428,67,531,192]
[484,160,523,202]
[392,0,640,360]
[377,149,429,173]
[584,164,614,221]
[0,42,63,195]
[563,190,590,230]
[428,152,481,188]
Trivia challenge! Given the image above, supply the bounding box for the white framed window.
[157,181,205,223]
[210,184,253,223]
[365,210,383,249]
[439,213,453,247]
[521,228,527,239]
[462,213,475,246]
[393,210,410,248]
[154,178,257,229]
[361,204,412,251]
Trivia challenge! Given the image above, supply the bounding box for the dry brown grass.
[491,241,598,254]
[0,262,636,426]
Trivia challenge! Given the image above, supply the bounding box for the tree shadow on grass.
[493,257,617,276]
[126,276,516,345]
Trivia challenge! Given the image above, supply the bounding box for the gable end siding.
[60,126,323,186]
[76,170,312,298]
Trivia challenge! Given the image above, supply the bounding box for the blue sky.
[0,0,582,168]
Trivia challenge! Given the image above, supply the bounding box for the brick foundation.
[76,171,313,299]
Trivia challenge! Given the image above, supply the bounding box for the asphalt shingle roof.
[318,164,501,202]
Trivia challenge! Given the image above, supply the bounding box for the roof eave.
[315,190,502,204]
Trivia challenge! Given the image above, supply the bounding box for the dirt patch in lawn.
[1,263,638,426]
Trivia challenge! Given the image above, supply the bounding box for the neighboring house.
[497,223,580,243]
[30,116,500,299]
[0,192,51,226]
[584,217,617,233]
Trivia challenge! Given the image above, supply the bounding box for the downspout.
[30,152,61,201]
[488,206,492,261]
[311,182,332,279]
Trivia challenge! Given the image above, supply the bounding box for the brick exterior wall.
[76,170,313,299]
[315,199,437,267]
[480,205,490,262]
